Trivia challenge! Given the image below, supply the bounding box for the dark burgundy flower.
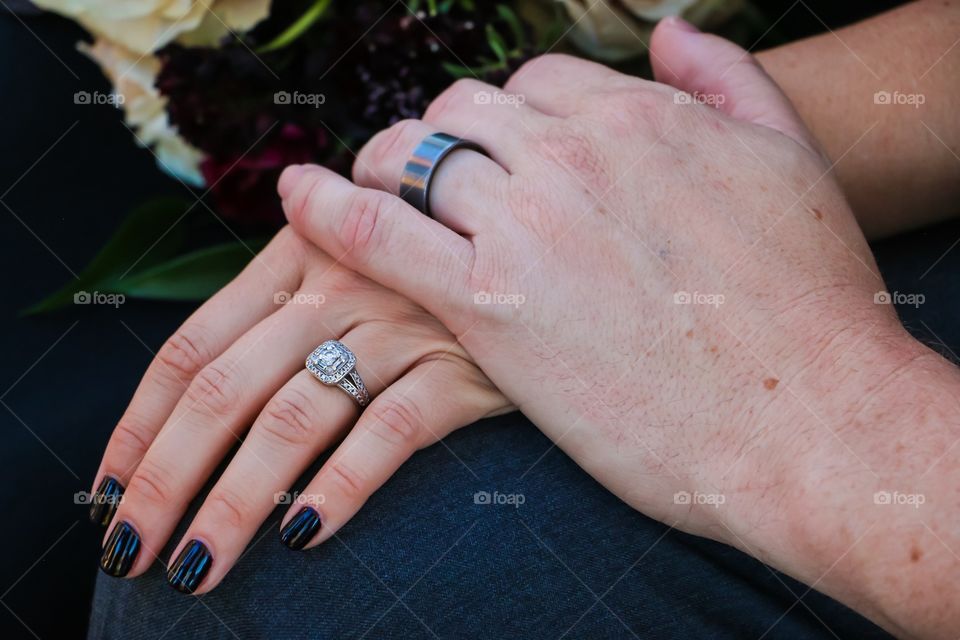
[157,2,536,228]
[200,123,332,226]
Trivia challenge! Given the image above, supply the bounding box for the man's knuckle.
[366,120,418,172]
[542,126,608,192]
[601,86,671,136]
[509,54,567,86]
[260,389,317,447]
[339,190,388,255]
[184,362,241,417]
[365,400,423,448]
[424,78,477,121]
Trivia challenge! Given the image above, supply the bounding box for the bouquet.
[26,0,746,312]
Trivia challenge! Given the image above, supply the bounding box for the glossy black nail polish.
[279,507,321,550]
[89,476,124,526]
[167,540,212,594]
[99,521,140,577]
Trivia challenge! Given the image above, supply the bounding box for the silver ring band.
[399,132,485,217]
[305,340,370,407]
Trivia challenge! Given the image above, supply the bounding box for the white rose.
[556,0,743,61]
[80,39,204,186]
[33,0,271,55]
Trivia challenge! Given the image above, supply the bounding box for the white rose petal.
[80,39,204,186]
[33,0,271,54]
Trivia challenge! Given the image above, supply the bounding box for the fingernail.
[167,540,213,594]
[99,521,140,578]
[664,15,699,33]
[89,476,124,526]
[279,507,321,550]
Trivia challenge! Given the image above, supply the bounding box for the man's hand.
[280,19,960,638]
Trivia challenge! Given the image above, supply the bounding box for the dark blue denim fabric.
[88,414,891,640]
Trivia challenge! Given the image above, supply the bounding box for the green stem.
[257,0,333,53]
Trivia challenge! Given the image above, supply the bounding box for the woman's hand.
[279,19,960,638]
[91,226,510,594]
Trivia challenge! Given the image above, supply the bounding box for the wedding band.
[399,132,485,216]
[305,340,370,407]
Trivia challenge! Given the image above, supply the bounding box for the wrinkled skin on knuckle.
[155,323,215,385]
[205,487,254,530]
[110,413,154,459]
[183,362,242,418]
[338,190,390,258]
[127,459,180,509]
[365,400,424,449]
[326,461,366,501]
[259,389,318,449]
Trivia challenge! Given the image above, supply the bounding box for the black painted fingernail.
[280,507,322,550]
[89,476,124,526]
[167,540,212,594]
[99,521,140,577]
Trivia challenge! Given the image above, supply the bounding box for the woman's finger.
[280,356,506,551]
[164,319,462,594]
[352,118,508,235]
[89,229,305,526]
[99,301,340,579]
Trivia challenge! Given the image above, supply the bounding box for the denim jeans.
[88,413,890,639]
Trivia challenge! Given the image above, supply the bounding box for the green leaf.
[118,240,266,300]
[485,24,509,63]
[23,197,194,314]
[496,5,525,48]
[442,61,477,78]
[23,198,267,314]
[257,0,333,53]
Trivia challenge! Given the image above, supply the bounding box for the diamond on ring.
[306,340,369,406]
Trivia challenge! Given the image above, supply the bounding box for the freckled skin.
[284,11,960,636]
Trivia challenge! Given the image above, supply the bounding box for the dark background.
[1,1,956,638]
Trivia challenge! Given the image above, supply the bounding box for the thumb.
[650,16,819,154]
